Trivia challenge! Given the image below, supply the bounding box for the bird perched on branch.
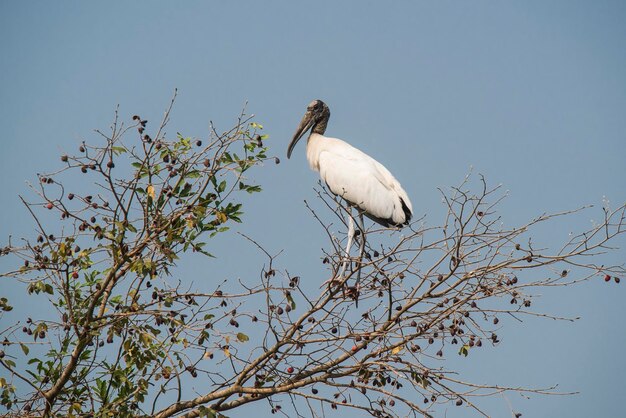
[287,99,413,303]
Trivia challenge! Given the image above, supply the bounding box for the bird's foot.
[345,285,360,302]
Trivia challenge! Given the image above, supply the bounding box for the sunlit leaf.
[147,184,155,199]
[459,345,470,357]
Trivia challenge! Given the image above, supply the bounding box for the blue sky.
[1,1,625,417]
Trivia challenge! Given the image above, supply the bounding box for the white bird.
[287,99,413,301]
[287,99,413,228]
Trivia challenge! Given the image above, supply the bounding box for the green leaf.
[459,344,470,357]
[19,343,29,356]
[236,333,249,343]
[286,293,296,310]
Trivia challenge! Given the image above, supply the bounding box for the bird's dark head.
[287,99,331,159]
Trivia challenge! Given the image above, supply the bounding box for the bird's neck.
[305,133,325,172]
[312,119,328,135]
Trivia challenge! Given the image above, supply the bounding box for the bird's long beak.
[287,111,314,159]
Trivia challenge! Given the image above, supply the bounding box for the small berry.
[61,155,68,162]
[46,202,53,210]
[196,140,202,147]
[604,274,611,282]
[287,366,294,373]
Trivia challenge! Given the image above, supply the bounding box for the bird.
[287,99,413,302]
[287,99,413,228]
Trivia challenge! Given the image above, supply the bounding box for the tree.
[0,97,624,418]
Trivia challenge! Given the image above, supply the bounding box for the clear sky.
[1,1,625,417]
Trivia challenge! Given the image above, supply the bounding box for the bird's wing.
[317,138,412,226]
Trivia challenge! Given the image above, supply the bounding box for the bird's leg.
[338,206,355,279]
[354,212,366,307]
[323,205,356,290]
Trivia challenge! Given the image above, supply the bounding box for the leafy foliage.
[0,97,269,416]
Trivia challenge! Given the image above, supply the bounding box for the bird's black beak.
[287,111,314,159]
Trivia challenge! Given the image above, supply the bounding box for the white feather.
[306,133,412,226]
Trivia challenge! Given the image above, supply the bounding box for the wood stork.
[287,99,413,300]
